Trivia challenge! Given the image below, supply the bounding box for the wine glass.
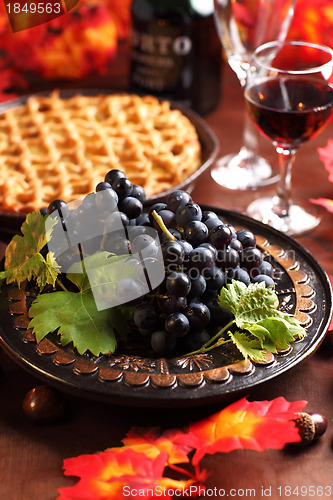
[245,40,333,235]
[211,0,296,190]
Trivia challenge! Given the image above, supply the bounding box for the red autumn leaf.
[175,397,306,466]
[118,427,192,465]
[310,197,333,214]
[318,139,333,183]
[58,448,201,500]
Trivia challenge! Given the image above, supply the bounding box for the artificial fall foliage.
[57,397,306,500]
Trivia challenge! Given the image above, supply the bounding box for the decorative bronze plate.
[0,207,332,408]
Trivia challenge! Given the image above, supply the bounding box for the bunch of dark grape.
[45,169,275,357]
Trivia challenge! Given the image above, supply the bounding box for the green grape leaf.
[218,280,306,358]
[28,251,137,356]
[228,330,267,363]
[28,290,118,355]
[0,212,59,289]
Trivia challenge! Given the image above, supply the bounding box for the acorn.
[294,412,328,446]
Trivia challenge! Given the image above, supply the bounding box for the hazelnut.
[23,384,65,424]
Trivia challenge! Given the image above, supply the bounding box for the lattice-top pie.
[0,91,202,213]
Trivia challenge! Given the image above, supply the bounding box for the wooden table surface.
[0,65,333,500]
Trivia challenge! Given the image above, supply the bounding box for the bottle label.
[131,23,193,92]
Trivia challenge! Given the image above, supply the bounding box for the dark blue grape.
[136,213,150,226]
[166,272,191,296]
[95,188,118,213]
[115,279,145,303]
[131,184,146,203]
[112,177,133,199]
[105,169,126,185]
[151,330,176,355]
[258,260,274,278]
[205,217,223,231]
[230,238,243,252]
[185,302,211,328]
[189,275,206,297]
[239,247,263,273]
[252,275,275,288]
[165,312,189,338]
[207,298,234,326]
[158,295,187,314]
[201,210,218,222]
[203,266,225,291]
[175,202,202,228]
[40,207,48,216]
[96,181,112,192]
[131,234,159,259]
[48,199,69,219]
[105,211,129,232]
[133,303,159,330]
[183,220,208,246]
[208,224,232,250]
[166,190,191,212]
[237,229,256,248]
[162,240,185,270]
[227,267,250,286]
[148,203,167,224]
[118,196,143,219]
[104,235,130,255]
[188,246,215,271]
[153,209,176,230]
[182,330,210,352]
[215,247,239,269]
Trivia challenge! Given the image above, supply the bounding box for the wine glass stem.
[273,147,296,217]
[242,109,260,158]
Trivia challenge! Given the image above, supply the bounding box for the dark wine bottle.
[129,0,223,115]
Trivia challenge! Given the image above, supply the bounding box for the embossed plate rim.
[0,207,332,408]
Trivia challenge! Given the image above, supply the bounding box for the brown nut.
[23,384,65,424]
[294,412,328,446]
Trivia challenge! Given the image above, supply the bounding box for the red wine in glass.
[244,77,333,148]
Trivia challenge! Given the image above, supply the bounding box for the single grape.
[96,181,112,192]
[40,207,48,216]
[136,213,150,226]
[185,302,211,328]
[82,192,96,205]
[198,242,217,258]
[203,266,226,291]
[118,196,143,219]
[112,177,133,199]
[162,240,185,270]
[166,190,191,212]
[237,229,256,248]
[183,220,208,246]
[165,312,189,337]
[105,211,129,233]
[258,260,274,278]
[131,234,159,259]
[151,330,177,355]
[239,247,263,272]
[48,199,69,219]
[95,188,118,213]
[201,210,218,222]
[188,246,215,271]
[153,209,176,230]
[104,235,130,255]
[166,272,191,296]
[227,267,250,286]
[189,275,206,297]
[158,295,187,314]
[133,303,159,330]
[252,275,275,288]
[175,202,202,228]
[160,228,182,243]
[205,217,224,231]
[148,203,167,224]
[131,184,146,203]
[105,169,126,185]
[230,238,243,252]
[215,247,239,269]
[208,224,232,250]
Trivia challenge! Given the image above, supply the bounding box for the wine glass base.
[247,197,321,236]
[211,152,279,190]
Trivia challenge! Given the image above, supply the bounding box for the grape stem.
[184,319,235,356]
[151,210,177,241]
[56,277,69,292]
